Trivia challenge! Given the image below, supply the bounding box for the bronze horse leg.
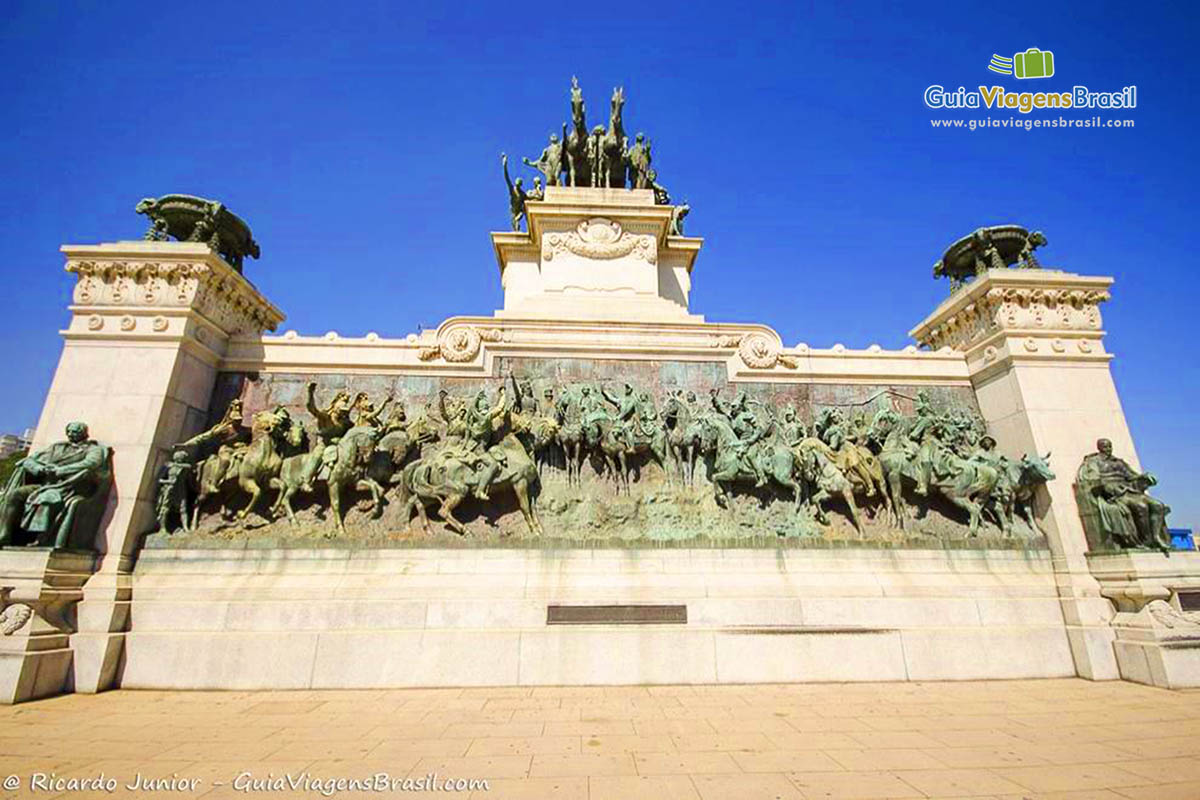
[936,478,983,536]
[439,493,467,535]
[883,462,906,530]
[327,477,346,537]
[513,478,543,536]
[235,475,264,522]
[841,486,863,537]
[269,476,301,525]
[356,477,384,517]
[405,494,434,536]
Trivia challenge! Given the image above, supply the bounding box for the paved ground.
[2,679,1199,799]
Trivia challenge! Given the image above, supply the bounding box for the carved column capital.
[909,269,1113,363]
[61,242,285,345]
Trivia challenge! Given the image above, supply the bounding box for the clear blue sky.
[1,2,1196,527]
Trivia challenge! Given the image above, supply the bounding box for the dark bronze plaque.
[547,604,687,625]
[1178,591,1200,612]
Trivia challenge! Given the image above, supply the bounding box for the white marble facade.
[2,187,1193,701]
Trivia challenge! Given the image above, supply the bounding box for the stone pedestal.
[492,187,702,322]
[911,269,1126,680]
[1089,551,1200,688]
[18,241,283,701]
[0,549,96,703]
[121,547,1073,689]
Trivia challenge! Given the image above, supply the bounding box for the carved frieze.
[542,218,657,264]
[915,283,1110,352]
[65,259,283,336]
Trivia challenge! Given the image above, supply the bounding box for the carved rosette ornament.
[915,283,1110,353]
[66,259,283,336]
[712,333,797,370]
[542,218,656,264]
[418,326,503,363]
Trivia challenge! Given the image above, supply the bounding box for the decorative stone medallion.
[418,326,503,362]
[542,218,656,264]
[711,333,797,369]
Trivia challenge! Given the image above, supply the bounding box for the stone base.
[120,547,1074,689]
[0,647,75,705]
[0,548,97,704]
[1089,551,1200,688]
[1110,618,1200,689]
[1088,550,1200,610]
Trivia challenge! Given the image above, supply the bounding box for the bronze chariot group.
[154,378,1064,541]
[501,78,688,235]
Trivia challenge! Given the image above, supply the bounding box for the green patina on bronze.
[0,422,111,551]
[148,361,1056,550]
[933,225,1047,292]
[500,154,527,232]
[135,194,261,273]
[501,79,680,230]
[1076,438,1172,552]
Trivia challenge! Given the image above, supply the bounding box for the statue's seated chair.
[1074,478,1108,551]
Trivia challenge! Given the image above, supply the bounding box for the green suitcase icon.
[1014,48,1054,79]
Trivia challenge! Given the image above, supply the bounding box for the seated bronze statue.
[0,422,112,550]
[1075,438,1171,551]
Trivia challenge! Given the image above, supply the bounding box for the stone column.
[910,268,1124,680]
[27,241,283,698]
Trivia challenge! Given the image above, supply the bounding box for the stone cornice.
[61,241,285,337]
[909,269,1113,356]
[221,314,969,386]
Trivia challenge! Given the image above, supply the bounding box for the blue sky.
[0,2,1196,526]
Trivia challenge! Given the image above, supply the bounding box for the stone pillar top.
[909,268,1114,374]
[61,240,285,341]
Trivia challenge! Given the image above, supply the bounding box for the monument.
[0,80,1194,703]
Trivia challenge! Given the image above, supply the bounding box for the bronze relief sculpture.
[163,373,1059,545]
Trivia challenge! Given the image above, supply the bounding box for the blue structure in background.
[1170,528,1195,551]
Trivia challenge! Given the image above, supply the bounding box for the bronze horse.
[397,409,544,537]
[599,87,626,188]
[870,409,1002,535]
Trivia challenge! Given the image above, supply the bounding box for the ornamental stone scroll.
[0,603,33,636]
[712,333,797,370]
[417,326,503,363]
[542,218,657,264]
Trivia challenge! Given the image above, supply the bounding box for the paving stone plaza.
[5,680,1200,798]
